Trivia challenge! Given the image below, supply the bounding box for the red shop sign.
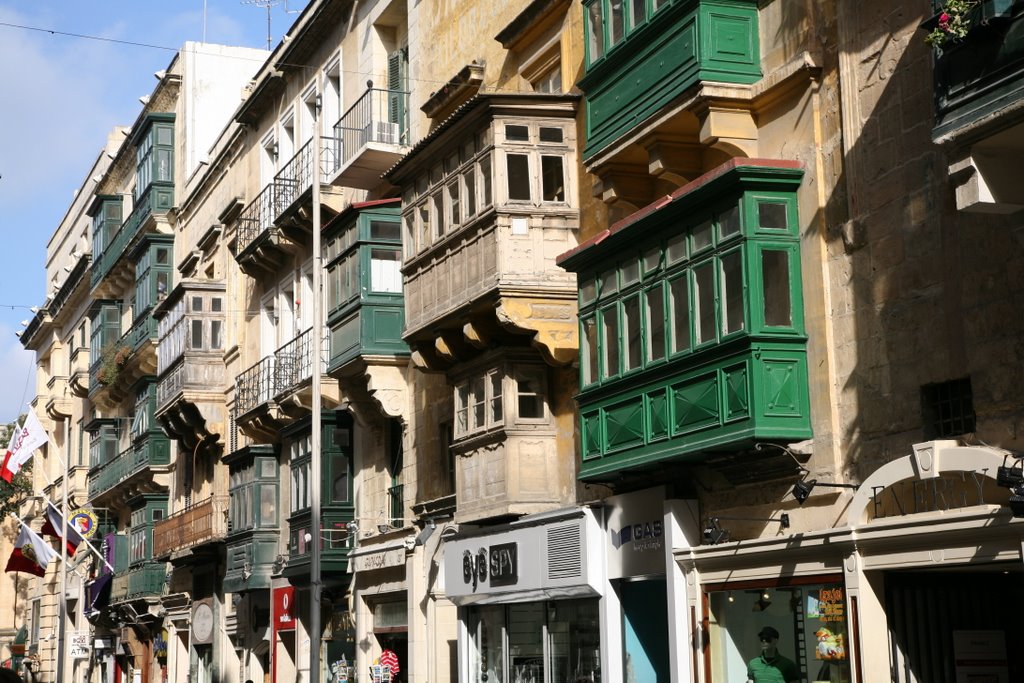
[273,586,296,631]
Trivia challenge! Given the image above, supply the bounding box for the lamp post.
[309,84,324,683]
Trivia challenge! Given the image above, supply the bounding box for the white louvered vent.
[547,523,582,580]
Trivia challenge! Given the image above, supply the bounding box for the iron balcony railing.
[152,495,230,558]
[333,87,409,168]
[234,326,329,416]
[235,181,291,255]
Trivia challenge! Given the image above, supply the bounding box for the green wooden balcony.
[87,433,171,502]
[91,182,174,290]
[559,159,810,482]
[579,0,760,160]
[110,562,167,602]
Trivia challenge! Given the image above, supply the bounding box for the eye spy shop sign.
[462,543,518,591]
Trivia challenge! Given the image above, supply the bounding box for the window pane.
[192,296,203,312]
[719,205,740,238]
[432,192,444,239]
[259,485,277,526]
[507,154,531,200]
[609,0,625,45]
[517,372,545,419]
[694,262,716,344]
[456,384,469,433]
[448,181,461,226]
[211,320,223,350]
[621,259,639,287]
[601,306,619,378]
[505,125,529,142]
[645,286,665,362]
[331,455,349,502]
[191,319,204,349]
[541,156,565,202]
[670,276,690,354]
[211,297,223,312]
[623,296,641,371]
[582,316,598,385]
[667,233,687,263]
[693,219,713,251]
[371,248,403,293]
[759,201,789,229]
[464,170,477,217]
[370,220,401,241]
[721,251,744,334]
[471,377,486,430]
[489,372,503,424]
[480,154,492,208]
[587,1,605,61]
[763,249,793,327]
[631,0,646,29]
[539,127,564,143]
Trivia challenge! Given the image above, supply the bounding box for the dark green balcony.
[91,183,173,290]
[110,562,167,603]
[558,159,810,482]
[224,445,279,593]
[325,202,408,375]
[579,0,760,160]
[87,433,171,502]
[928,0,1024,139]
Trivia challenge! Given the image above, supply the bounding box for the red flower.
[939,12,951,27]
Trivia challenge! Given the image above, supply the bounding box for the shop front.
[444,508,605,683]
[350,539,409,682]
[679,440,1024,683]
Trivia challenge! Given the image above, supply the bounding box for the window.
[582,316,599,386]
[645,285,665,362]
[601,306,619,379]
[507,154,531,200]
[370,248,402,293]
[289,433,312,513]
[532,65,562,93]
[623,295,642,372]
[454,365,550,437]
[921,377,976,439]
[131,386,152,441]
[586,1,605,63]
[501,122,572,206]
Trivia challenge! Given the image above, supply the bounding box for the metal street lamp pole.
[309,83,324,683]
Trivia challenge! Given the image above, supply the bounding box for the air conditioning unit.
[367,120,400,145]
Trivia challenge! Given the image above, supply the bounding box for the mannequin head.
[758,626,781,657]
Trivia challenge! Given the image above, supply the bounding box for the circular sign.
[69,509,98,539]
[192,602,214,643]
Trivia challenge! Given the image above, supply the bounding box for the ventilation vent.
[229,415,238,453]
[547,523,582,580]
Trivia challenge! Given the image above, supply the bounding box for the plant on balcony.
[925,1,981,47]
[97,342,131,386]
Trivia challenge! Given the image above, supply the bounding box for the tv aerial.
[240,0,303,50]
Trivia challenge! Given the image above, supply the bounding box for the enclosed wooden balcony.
[110,562,167,603]
[87,434,171,507]
[152,496,229,561]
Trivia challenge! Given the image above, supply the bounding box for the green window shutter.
[387,47,408,142]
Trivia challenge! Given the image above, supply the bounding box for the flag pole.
[55,420,70,683]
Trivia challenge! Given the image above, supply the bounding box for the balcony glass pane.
[645,286,665,362]
[631,0,646,30]
[582,316,598,386]
[601,306,619,378]
[693,219,713,252]
[762,249,792,327]
[464,169,477,218]
[447,181,461,226]
[259,484,277,526]
[694,262,716,344]
[719,205,740,238]
[480,154,492,208]
[471,377,486,429]
[758,201,788,230]
[331,455,350,503]
[721,251,744,335]
[371,248,403,293]
[517,371,545,419]
[507,154,531,201]
[370,220,401,241]
[587,1,605,62]
[506,125,529,142]
[623,295,642,371]
[609,0,625,46]
[489,373,503,424]
[456,384,469,433]
[541,156,565,202]
[669,276,690,354]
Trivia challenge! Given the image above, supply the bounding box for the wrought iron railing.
[152,496,230,558]
[234,327,329,417]
[333,87,409,167]
[235,181,290,255]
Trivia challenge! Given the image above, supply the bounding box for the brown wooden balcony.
[152,495,229,560]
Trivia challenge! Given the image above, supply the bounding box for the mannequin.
[746,627,799,683]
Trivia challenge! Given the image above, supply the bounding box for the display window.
[705,578,851,683]
[466,598,601,683]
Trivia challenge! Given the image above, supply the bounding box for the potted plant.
[923,0,1018,48]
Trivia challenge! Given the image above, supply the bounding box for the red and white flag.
[41,502,84,556]
[5,523,58,577]
[0,411,48,483]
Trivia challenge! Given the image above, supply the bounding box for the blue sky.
[0,1,306,423]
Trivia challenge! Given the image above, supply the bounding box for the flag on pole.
[41,502,84,556]
[5,523,58,577]
[0,411,47,483]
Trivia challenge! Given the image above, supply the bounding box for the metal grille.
[920,376,975,439]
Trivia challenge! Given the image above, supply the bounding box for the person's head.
[758,626,780,655]
[0,667,22,683]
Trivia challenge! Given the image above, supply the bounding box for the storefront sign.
[605,487,669,579]
[273,586,296,631]
[847,442,1008,525]
[69,632,90,659]
[463,543,518,591]
[953,630,1009,682]
[352,546,406,572]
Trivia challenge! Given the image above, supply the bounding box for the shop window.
[707,582,851,683]
[921,377,976,439]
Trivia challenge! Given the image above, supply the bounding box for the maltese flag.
[1,411,48,483]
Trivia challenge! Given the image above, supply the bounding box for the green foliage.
[96,341,131,386]
[926,1,981,48]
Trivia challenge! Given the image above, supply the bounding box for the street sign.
[69,632,90,659]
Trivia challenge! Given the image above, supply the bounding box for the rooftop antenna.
[241,0,284,50]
